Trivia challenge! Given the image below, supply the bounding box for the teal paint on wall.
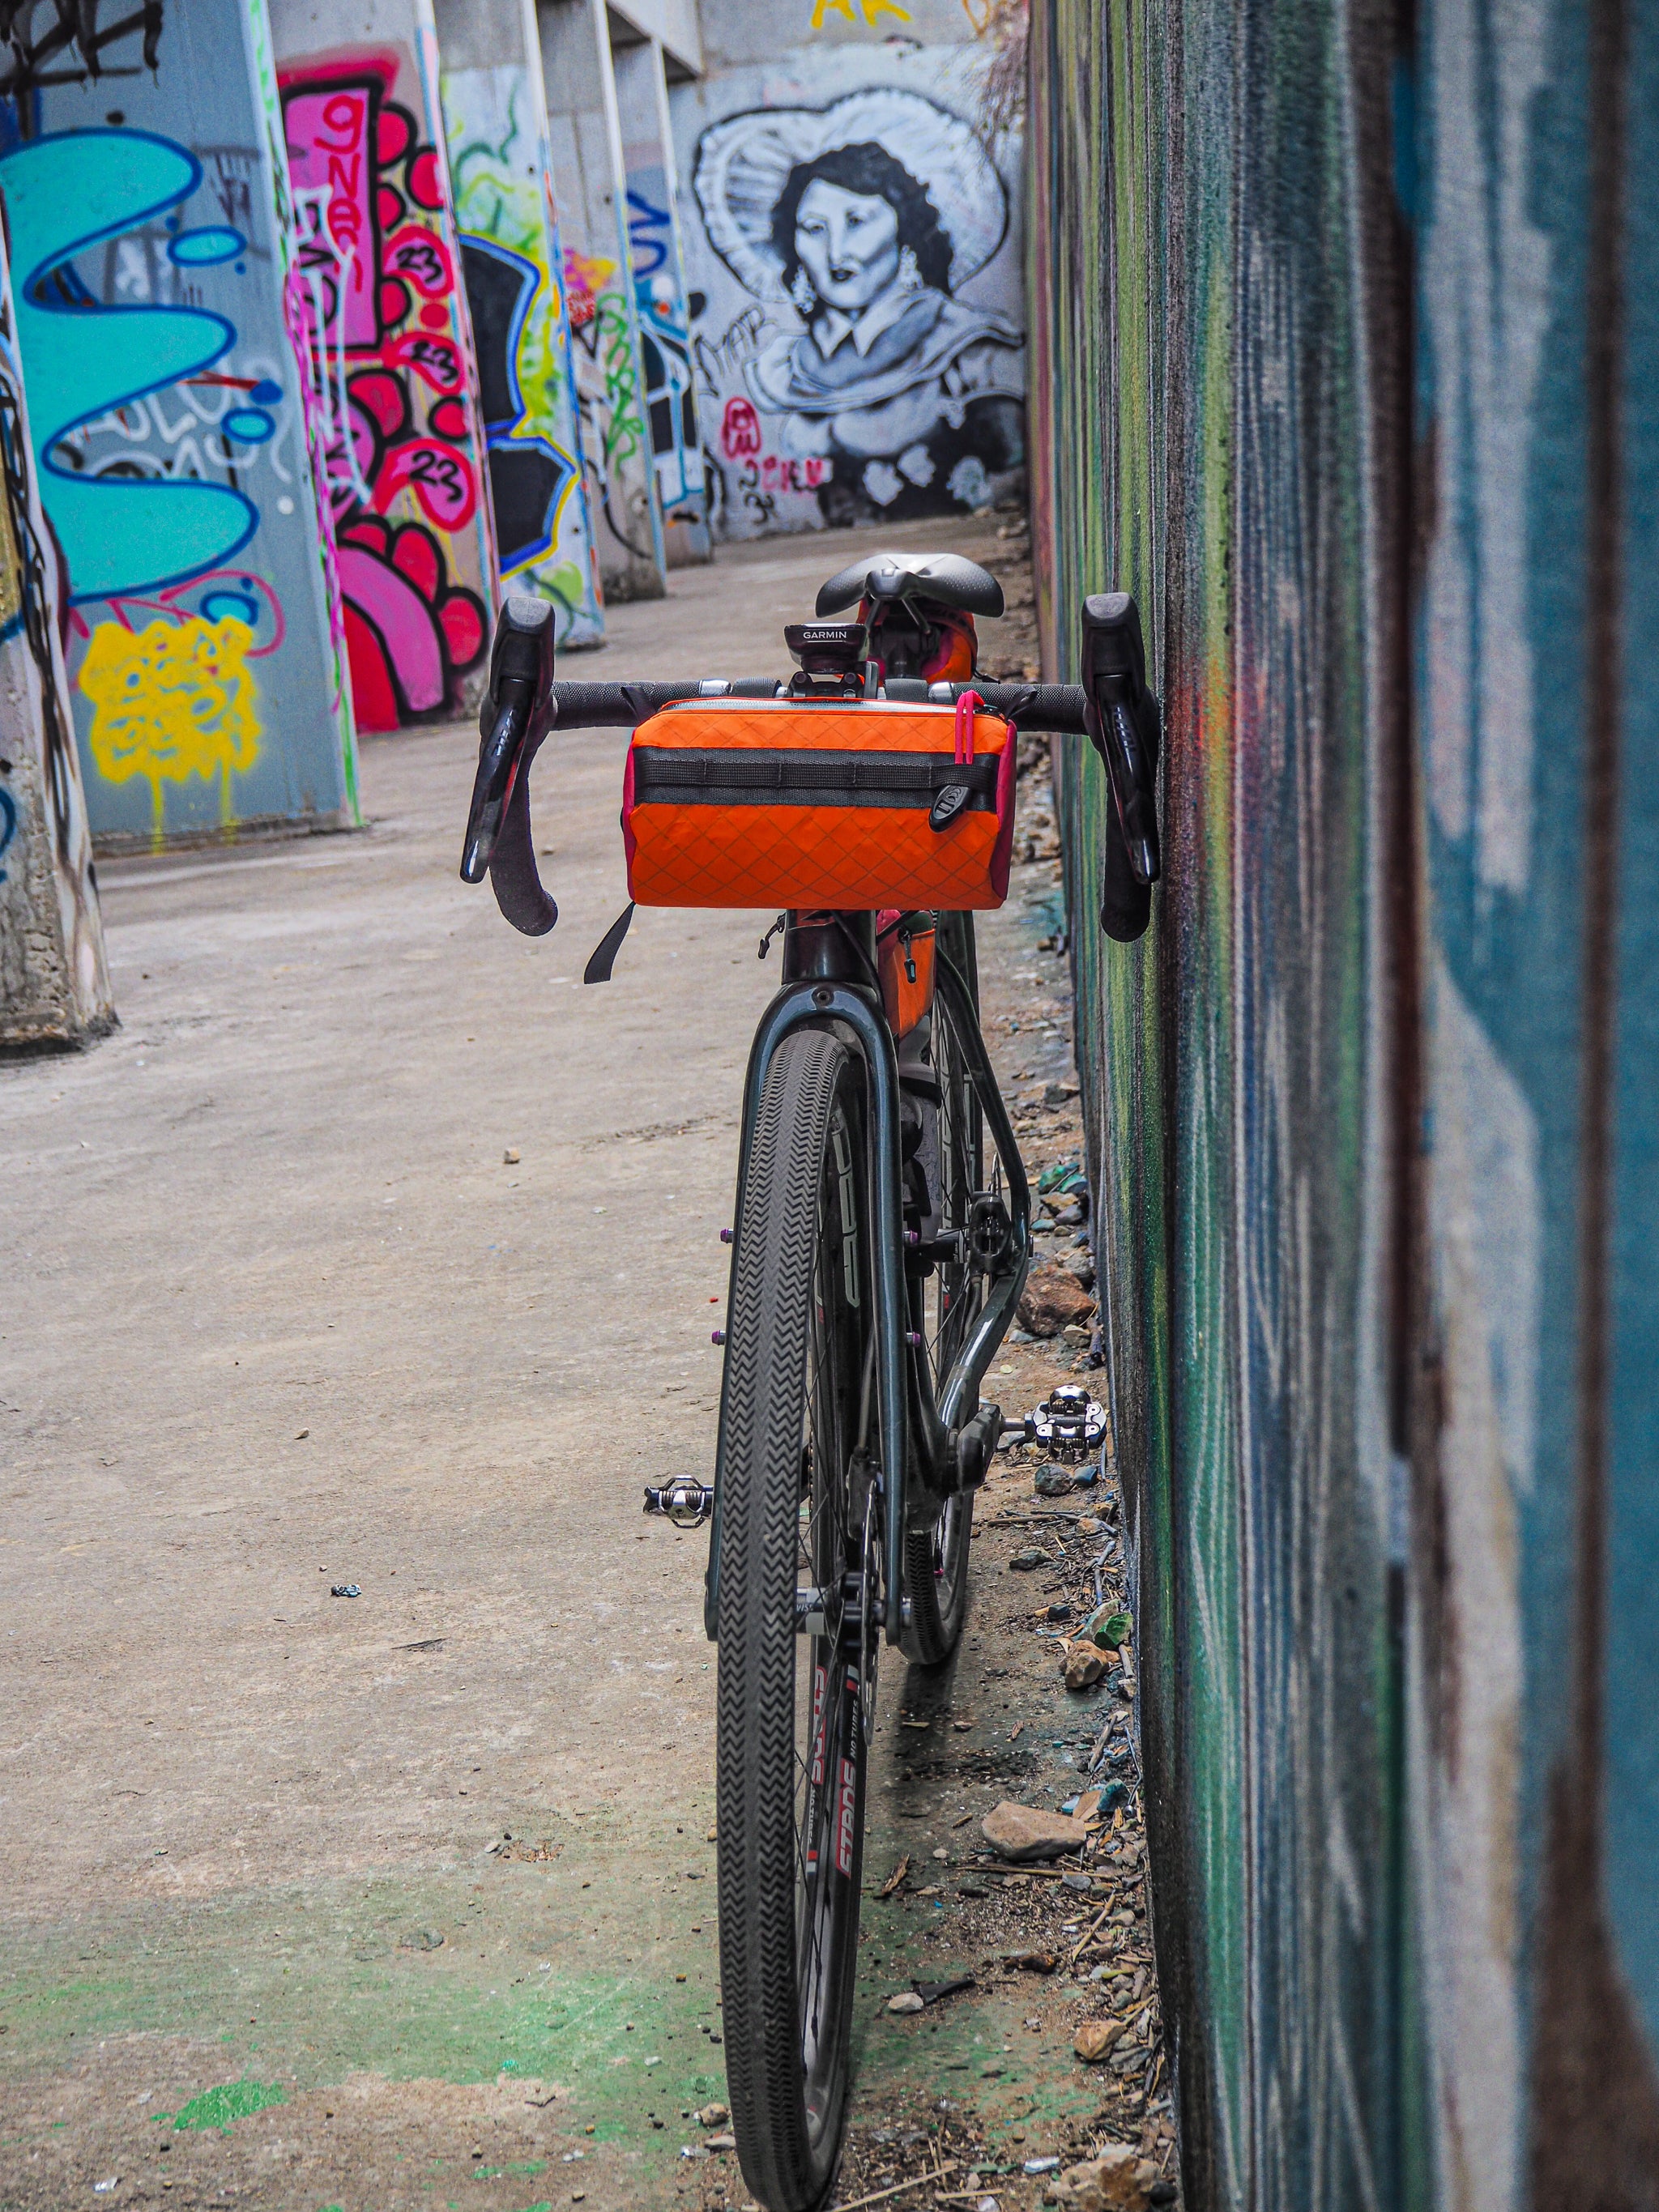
[0,1,357,850]
[1030,0,1659,2204]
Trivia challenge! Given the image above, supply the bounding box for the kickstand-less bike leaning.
[460,548,1162,2212]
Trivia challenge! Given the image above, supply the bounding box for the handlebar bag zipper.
[620,697,1017,910]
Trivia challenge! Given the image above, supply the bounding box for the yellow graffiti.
[80,616,261,826]
[811,0,911,25]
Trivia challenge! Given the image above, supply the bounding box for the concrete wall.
[1028,1,1659,2207]
[271,0,501,729]
[436,0,607,645]
[0,0,358,849]
[0,222,112,1048]
[540,0,668,599]
[671,0,1026,538]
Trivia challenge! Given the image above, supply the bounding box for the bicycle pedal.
[1021,1383,1107,1461]
[642,1478,714,1528]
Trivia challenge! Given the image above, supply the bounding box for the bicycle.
[460,548,1161,2212]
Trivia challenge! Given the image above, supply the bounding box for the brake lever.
[460,595,559,936]
[1080,592,1162,943]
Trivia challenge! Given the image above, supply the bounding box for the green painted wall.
[1027,0,1659,2206]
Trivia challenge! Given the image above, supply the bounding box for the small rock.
[706,2133,736,2150]
[1040,1600,1073,1622]
[931,1847,949,1861]
[957,1881,988,1897]
[1077,1515,1107,1535]
[1073,2018,1128,2064]
[1062,1871,1094,1892]
[1017,1262,1096,1338]
[982,1801,1092,1861]
[1073,1463,1098,1487]
[886,1991,925,2014]
[405,1928,445,1950]
[1034,1464,1073,1498]
[1009,1547,1048,1571]
[1043,1081,1079,1106]
[1004,1949,1056,1973]
[1061,1323,1092,1348]
[1064,1643,1110,1690]
[1052,2146,1158,2210]
[503,1148,521,1165]
[696,2103,729,2127]
[1024,2155,1062,2175]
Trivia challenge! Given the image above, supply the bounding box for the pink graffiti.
[67,572,288,658]
[382,223,452,300]
[335,542,444,714]
[748,454,828,492]
[279,49,489,730]
[284,83,380,349]
[373,438,478,532]
[721,395,761,461]
[386,330,463,394]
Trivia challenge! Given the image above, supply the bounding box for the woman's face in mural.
[793,180,902,313]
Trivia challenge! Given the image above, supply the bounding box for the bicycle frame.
[702,914,1031,1647]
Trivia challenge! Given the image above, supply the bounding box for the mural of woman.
[691,89,1024,526]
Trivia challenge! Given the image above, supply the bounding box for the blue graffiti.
[458,235,578,577]
[0,784,15,881]
[626,187,672,279]
[223,407,276,445]
[168,226,246,267]
[625,183,704,519]
[0,129,258,603]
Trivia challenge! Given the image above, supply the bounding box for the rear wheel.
[902,913,983,1665]
[716,1030,876,2212]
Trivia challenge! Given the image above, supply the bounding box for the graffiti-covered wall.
[672,0,1025,539]
[0,0,357,850]
[1030,0,1659,2208]
[615,37,711,565]
[437,0,605,646]
[540,0,667,601]
[272,0,501,731]
[0,219,112,1046]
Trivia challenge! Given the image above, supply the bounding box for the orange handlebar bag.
[621,695,1017,910]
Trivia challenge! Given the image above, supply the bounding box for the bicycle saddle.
[816,550,1004,620]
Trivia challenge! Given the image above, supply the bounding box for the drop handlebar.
[462,592,1160,945]
[528,675,1093,733]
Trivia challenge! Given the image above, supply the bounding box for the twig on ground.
[830,2161,960,2212]
[1068,1902,1115,1961]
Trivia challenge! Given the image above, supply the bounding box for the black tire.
[902,913,983,1665]
[717,1029,876,2212]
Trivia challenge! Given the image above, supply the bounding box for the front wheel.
[716,1029,876,2212]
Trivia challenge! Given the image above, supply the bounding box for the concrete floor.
[0,519,1157,2211]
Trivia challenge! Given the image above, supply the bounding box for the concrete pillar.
[0,0,358,850]
[270,0,502,727]
[434,0,607,646]
[613,37,712,565]
[538,0,667,601]
[0,224,113,1050]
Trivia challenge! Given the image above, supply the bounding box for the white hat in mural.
[693,87,1009,305]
